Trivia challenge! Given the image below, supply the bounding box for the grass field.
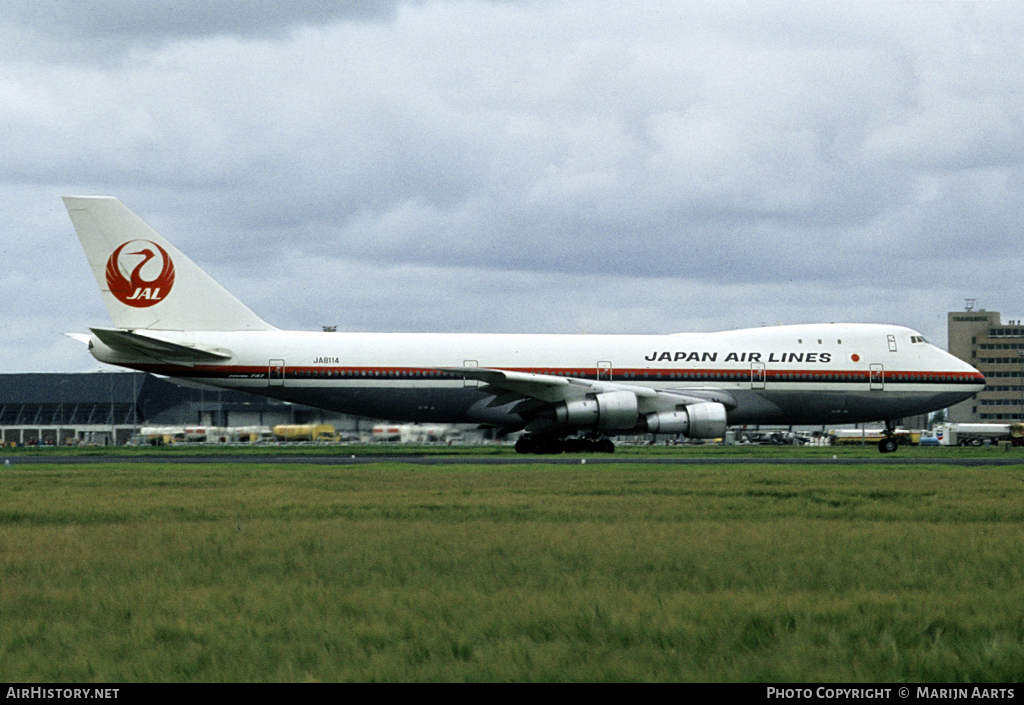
[3,455,1024,682]
[9,440,1024,458]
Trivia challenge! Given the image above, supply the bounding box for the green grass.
[8,440,1024,458]
[8,440,1024,463]
[2,461,1024,681]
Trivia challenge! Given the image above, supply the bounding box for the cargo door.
[463,359,478,387]
[269,359,285,387]
[751,362,766,390]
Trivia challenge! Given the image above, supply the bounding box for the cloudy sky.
[3,0,1023,372]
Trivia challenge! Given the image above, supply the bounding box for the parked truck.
[370,423,463,444]
[272,424,339,443]
[933,422,1024,447]
[830,428,919,446]
[140,426,186,445]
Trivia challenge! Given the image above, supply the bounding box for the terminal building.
[0,372,362,446]
[947,305,1024,423]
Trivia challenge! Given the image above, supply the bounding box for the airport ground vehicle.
[272,424,339,442]
[830,428,920,446]
[933,422,1024,447]
[140,425,272,444]
[370,423,463,443]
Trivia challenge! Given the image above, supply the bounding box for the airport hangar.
[0,372,363,447]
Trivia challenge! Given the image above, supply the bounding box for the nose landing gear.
[878,421,899,454]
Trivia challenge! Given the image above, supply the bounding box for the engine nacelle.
[645,402,727,438]
[555,390,639,430]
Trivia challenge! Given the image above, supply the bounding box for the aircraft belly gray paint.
[64,197,986,453]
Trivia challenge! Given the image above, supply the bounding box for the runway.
[8,452,1024,467]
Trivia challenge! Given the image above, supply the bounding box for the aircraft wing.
[446,366,737,415]
[448,367,586,403]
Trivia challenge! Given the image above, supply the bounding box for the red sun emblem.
[105,240,176,308]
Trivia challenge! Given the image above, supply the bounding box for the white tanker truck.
[933,422,1024,447]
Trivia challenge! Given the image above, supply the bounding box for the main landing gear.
[514,434,615,455]
[878,421,899,454]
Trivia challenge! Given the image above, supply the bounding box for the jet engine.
[645,402,727,438]
[554,390,639,430]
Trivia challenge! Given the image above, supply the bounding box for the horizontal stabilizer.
[90,327,232,363]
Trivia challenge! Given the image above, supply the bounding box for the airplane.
[63,196,986,454]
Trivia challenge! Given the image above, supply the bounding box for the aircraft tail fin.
[63,196,275,331]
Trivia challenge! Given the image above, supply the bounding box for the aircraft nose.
[952,354,985,391]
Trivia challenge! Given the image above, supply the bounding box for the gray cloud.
[3,1,1024,372]
[5,1,406,40]
[0,0,419,65]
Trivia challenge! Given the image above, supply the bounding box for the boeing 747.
[63,196,985,453]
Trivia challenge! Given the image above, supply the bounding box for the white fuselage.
[87,322,985,429]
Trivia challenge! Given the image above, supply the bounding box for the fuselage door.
[870,363,884,391]
[751,362,766,390]
[597,361,612,381]
[269,359,285,387]
[463,359,479,387]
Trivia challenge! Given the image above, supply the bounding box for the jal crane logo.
[105,240,176,308]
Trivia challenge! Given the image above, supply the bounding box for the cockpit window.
[910,336,930,344]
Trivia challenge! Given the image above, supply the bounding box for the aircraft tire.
[539,437,564,454]
[515,436,535,454]
[878,437,898,454]
[562,437,585,453]
[517,435,563,454]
